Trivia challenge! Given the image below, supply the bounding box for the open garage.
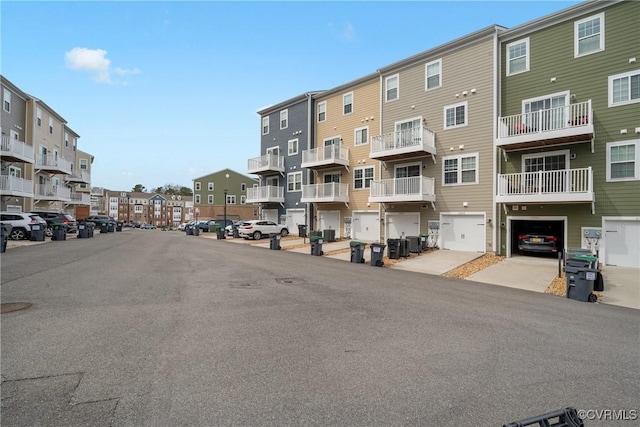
[510,218,565,257]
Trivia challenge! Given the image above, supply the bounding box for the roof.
[256,91,324,116]
[312,73,379,101]
[192,167,259,182]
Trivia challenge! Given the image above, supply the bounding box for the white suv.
[237,220,289,240]
[0,212,48,240]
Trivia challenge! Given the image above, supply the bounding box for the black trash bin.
[77,223,90,238]
[370,243,386,267]
[86,222,95,237]
[398,238,409,258]
[186,224,194,236]
[310,235,324,256]
[30,223,45,241]
[216,226,226,240]
[407,236,420,253]
[99,223,108,233]
[419,233,428,251]
[0,223,11,253]
[232,225,239,238]
[107,222,115,233]
[116,221,123,232]
[387,239,400,259]
[51,223,67,241]
[269,233,281,250]
[193,226,200,236]
[323,229,336,242]
[298,224,307,238]
[566,265,599,302]
[350,241,366,263]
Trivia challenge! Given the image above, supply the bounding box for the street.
[1,230,638,426]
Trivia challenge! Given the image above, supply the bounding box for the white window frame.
[195,181,201,191]
[207,195,214,204]
[606,140,639,182]
[317,101,326,122]
[442,153,479,186]
[444,101,468,129]
[353,166,374,190]
[262,116,269,135]
[287,171,302,192]
[574,12,604,58]
[343,92,353,115]
[240,195,246,204]
[195,194,201,204]
[521,149,570,172]
[36,107,42,127]
[354,126,369,146]
[9,165,21,178]
[608,70,640,107]
[288,138,299,156]
[208,182,214,191]
[3,88,11,113]
[48,117,54,134]
[506,38,529,76]
[425,59,442,90]
[280,109,288,130]
[385,74,399,102]
[79,159,88,170]
[226,194,236,205]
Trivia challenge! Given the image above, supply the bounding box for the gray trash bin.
[51,224,67,241]
[30,224,45,241]
[387,239,400,259]
[398,238,409,258]
[77,223,90,238]
[0,223,11,253]
[310,235,324,256]
[193,226,200,236]
[566,266,599,302]
[419,233,428,251]
[100,223,108,233]
[269,233,281,250]
[407,236,420,253]
[370,243,386,267]
[298,224,307,238]
[350,241,366,263]
[186,225,193,236]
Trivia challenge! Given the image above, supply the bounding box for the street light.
[224,173,229,235]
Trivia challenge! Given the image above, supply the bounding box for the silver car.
[237,220,289,240]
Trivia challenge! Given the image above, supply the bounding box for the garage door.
[286,209,305,235]
[318,211,340,236]
[604,219,640,268]
[262,209,279,224]
[352,212,379,242]
[386,213,420,239]
[440,214,485,253]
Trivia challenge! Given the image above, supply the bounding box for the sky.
[2,0,582,191]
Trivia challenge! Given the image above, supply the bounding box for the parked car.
[177,222,188,231]
[518,226,560,254]
[85,215,117,227]
[30,211,78,234]
[141,223,157,229]
[204,219,234,232]
[237,220,289,240]
[0,212,48,240]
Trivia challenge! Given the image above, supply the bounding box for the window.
[65,132,69,147]
[425,59,442,90]
[444,102,467,129]
[385,74,399,102]
[208,182,214,191]
[9,166,21,178]
[575,13,604,57]
[609,70,640,107]
[354,126,369,146]
[343,92,353,115]
[607,140,639,181]
[354,166,374,189]
[208,195,214,204]
[395,118,422,145]
[288,138,298,156]
[287,172,302,192]
[80,159,88,170]
[280,109,288,129]
[262,116,269,135]
[36,107,42,127]
[506,38,529,76]
[522,92,568,131]
[3,88,10,112]
[323,172,341,183]
[195,182,201,191]
[240,195,246,204]
[48,117,54,134]
[195,195,201,204]
[226,195,236,204]
[443,154,478,185]
[241,183,246,191]
[317,101,326,122]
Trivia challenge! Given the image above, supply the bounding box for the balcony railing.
[369,176,436,203]
[247,154,285,175]
[301,145,349,169]
[301,183,349,203]
[497,100,594,150]
[496,167,593,203]
[1,136,35,164]
[245,185,284,204]
[67,192,91,205]
[0,175,34,197]
[370,126,436,161]
[35,184,71,201]
[66,170,91,184]
[36,154,73,175]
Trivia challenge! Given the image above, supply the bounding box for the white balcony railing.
[370,126,436,160]
[66,170,91,184]
[68,192,91,204]
[0,175,34,197]
[35,184,71,201]
[497,100,593,147]
[247,154,285,175]
[36,154,73,175]
[301,145,349,169]
[369,176,436,203]
[1,136,35,163]
[301,183,349,203]
[245,185,284,203]
[496,167,594,203]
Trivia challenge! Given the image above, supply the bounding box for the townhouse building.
[495,0,640,267]
[106,190,194,227]
[73,149,94,218]
[192,168,258,222]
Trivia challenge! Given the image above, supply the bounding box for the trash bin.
[193,226,200,236]
[419,233,428,251]
[298,224,307,238]
[323,229,336,242]
[370,243,386,267]
[77,223,90,238]
[51,223,67,241]
[107,222,115,233]
[350,241,366,263]
[269,233,281,250]
[116,222,123,232]
[85,222,95,237]
[566,266,599,302]
[99,223,108,233]
[30,223,45,241]
[186,224,194,236]
[310,230,323,238]
[0,223,11,253]
[216,226,226,240]
[232,225,239,238]
[310,235,324,256]
[566,254,598,268]
[387,238,400,259]
[407,236,420,253]
[398,237,409,258]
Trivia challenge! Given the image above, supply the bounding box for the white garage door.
[286,209,305,235]
[386,213,420,239]
[604,219,640,268]
[262,209,279,224]
[440,214,485,253]
[318,210,340,236]
[352,212,379,242]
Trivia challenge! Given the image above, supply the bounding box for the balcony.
[370,126,436,162]
[34,184,71,202]
[369,176,436,203]
[301,145,349,170]
[246,185,284,204]
[65,170,91,184]
[497,100,594,151]
[0,175,33,197]
[301,183,349,204]
[1,136,35,164]
[36,154,73,175]
[496,167,594,204]
[247,154,285,175]
[67,192,91,205]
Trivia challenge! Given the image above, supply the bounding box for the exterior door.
[523,151,568,193]
[524,94,566,131]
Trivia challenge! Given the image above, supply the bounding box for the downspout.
[307,94,313,232]
[492,28,500,255]
[378,72,384,244]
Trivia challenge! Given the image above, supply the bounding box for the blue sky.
[2,0,581,191]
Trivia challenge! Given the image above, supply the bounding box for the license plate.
[531,237,543,243]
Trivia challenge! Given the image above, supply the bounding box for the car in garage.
[518,227,559,254]
[237,220,288,240]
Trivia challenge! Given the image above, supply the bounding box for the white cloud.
[65,47,140,84]
[327,21,356,42]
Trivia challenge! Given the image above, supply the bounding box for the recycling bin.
[310,235,324,256]
[387,239,400,259]
[269,233,281,250]
[51,224,67,241]
[30,224,45,241]
[370,243,386,267]
[407,236,421,253]
[566,253,598,269]
[350,241,366,263]
[419,233,428,251]
[77,223,90,238]
[310,230,323,238]
[566,265,599,302]
[298,224,307,238]
[323,229,336,243]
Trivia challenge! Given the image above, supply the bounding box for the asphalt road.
[1,230,638,426]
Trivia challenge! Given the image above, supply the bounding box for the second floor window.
[80,159,88,170]
[280,109,288,129]
[354,166,374,189]
[444,102,467,129]
[195,194,201,204]
[609,70,640,107]
[226,195,236,204]
[208,195,214,204]
[288,138,298,155]
[343,92,353,115]
[507,38,529,75]
[317,102,326,122]
[575,13,604,57]
[48,117,54,134]
[355,127,368,146]
[443,154,478,185]
[607,141,639,181]
[287,172,302,192]
[386,74,398,102]
[262,116,269,135]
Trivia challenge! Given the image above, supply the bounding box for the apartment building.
[192,168,258,221]
[105,190,194,227]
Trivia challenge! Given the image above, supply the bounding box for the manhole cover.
[1,302,32,314]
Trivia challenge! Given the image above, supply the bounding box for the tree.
[132,184,146,193]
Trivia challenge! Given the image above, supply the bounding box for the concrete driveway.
[466,255,560,293]
[598,266,640,310]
